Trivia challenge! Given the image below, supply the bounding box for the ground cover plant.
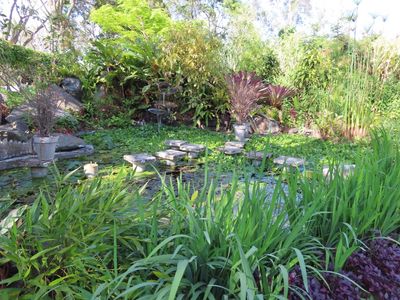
[0,131,399,299]
[0,124,368,203]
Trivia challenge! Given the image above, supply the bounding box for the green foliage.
[0,40,82,85]
[90,0,171,41]
[293,39,335,91]
[157,21,227,127]
[226,3,280,82]
[0,40,52,74]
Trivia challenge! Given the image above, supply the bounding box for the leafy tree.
[0,0,95,52]
[90,0,172,42]
[225,2,279,82]
[157,21,227,127]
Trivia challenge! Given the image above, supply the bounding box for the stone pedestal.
[246,151,272,166]
[30,160,54,179]
[323,164,355,179]
[123,154,156,173]
[84,163,98,178]
[31,167,49,178]
[225,141,246,148]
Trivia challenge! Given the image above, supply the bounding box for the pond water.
[0,151,300,210]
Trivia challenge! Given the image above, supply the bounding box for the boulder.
[5,84,82,130]
[302,128,322,139]
[47,84,83,112]
[60,77,83,101]
[54,133,86,151]
[0,121,29,141]
[252,116,281,134]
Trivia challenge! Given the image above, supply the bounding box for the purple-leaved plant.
[288,238,400,300]
[225,71,267,124]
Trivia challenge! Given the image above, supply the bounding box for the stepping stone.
[124,153,156,172]
[179,143,206,159]
[323,164,355,178]
[246,151,272,161]
[217,146,243,155]
[165,140,188,149]
[225,141,245,148]
[246,151,273,167]
[155,149,186,161]
[273,156,305,168]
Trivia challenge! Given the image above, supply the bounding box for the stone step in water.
[246,151,272,161]
[179,143,206,159]
[323,164,355,178]
[165,140,188,149]
[246,151,273,167]
[217,146,243,155]
[225,141,246,148]
[155,149,186,161]
[124,153,156,172]
[273,156,305,168]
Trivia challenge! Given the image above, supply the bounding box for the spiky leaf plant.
[225,71,268,124]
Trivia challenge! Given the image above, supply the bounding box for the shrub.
[293,39,334,91]
[157,21,227,127]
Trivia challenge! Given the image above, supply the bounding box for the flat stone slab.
[323,164,355,178]
[246,151,272,161]
[124,153,156,172]
[225,141,245,148]
[165,140,188,148]
[155,149,186,161]
[217,146,243,155]
[0,145,94,171]
[123,153,156,164]
[273,156,305,167]
[179,143,205,153]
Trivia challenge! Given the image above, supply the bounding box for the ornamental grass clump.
[225,71,268,124]
[264,84,297,110]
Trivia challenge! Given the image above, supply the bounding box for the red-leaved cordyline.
[225,71,268,124]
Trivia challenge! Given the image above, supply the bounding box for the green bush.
[157,21,228,127]
[293,39,335,91]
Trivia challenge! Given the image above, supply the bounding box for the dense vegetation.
[2,0,400,138]
[1,0,400,299]
[1,131,400,299]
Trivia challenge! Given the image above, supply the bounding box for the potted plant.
[226,71,267,141]
[31,86,59,161]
